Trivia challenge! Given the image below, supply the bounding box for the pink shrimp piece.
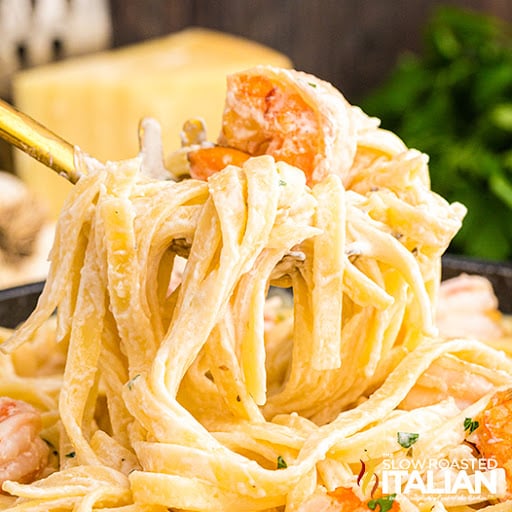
[472,388,512,500]
[0,397,49,489]
[399,274,509,411]
[216,66,355,185]
[436,274,505,341]
[399,354,497,411]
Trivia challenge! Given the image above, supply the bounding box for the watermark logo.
[360,456,506,500]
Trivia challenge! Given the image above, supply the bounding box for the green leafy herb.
[464,417,480,434]
[65,451,76,458]
[367,493,397,512]
[43,438,59,457]
[278,179,287,186]
[276,455,288,469]
[276,312,287,322]
[307,81,317,88]
[127,374,141,390]
[42,438,54,448]
[397,431,419,449]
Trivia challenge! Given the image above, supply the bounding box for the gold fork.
[0,97,80,184]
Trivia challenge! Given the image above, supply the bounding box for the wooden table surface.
[0,0,510,172]
[108,0,512,103]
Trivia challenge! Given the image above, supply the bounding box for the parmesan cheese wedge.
[12,28,291,217]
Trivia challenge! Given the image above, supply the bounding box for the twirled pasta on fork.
[0,66,511,512]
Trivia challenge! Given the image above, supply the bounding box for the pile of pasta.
[1,66,512,512]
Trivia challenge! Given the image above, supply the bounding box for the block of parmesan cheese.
[12,28,291,218]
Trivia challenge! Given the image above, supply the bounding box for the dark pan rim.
[1,254,512,329]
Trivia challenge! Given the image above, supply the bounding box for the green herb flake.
[43,439,59,457]
[127,374,141,390]
[42,438,54,448]
[278,179,287,186]
[307,82,317,88]
[276,312,287,323]
[464,417,479,434]
[397,431,419,449]
[367,493,397,512]
[276,455,288,469]
[65,451,76,458]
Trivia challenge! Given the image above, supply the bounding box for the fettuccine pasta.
[1,66,512,512]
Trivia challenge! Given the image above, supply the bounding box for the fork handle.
[0,98,80,184]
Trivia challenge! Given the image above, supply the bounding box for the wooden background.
[108,0,512,103]
[1,0,511,171]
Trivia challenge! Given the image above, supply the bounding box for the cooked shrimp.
[188,66,356,185]
[188,146,250,180]
[297,487,400,512]
[0,397,49,488]
[400,274,511,411]
[472,388,512,499]
[436,274,505,341]
[399,354,499,411]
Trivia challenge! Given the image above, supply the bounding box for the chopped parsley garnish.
[464,417,479,434]
[307,81,317,88]
[127,374,141,390]
[397,431,419,449]
[278,179,287,186]
[276,312,287,322]
[43,438,59,456]
[42,438,54,448]
[276,455,288,469]
[65,451,76,458]
[367,493,397,512]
